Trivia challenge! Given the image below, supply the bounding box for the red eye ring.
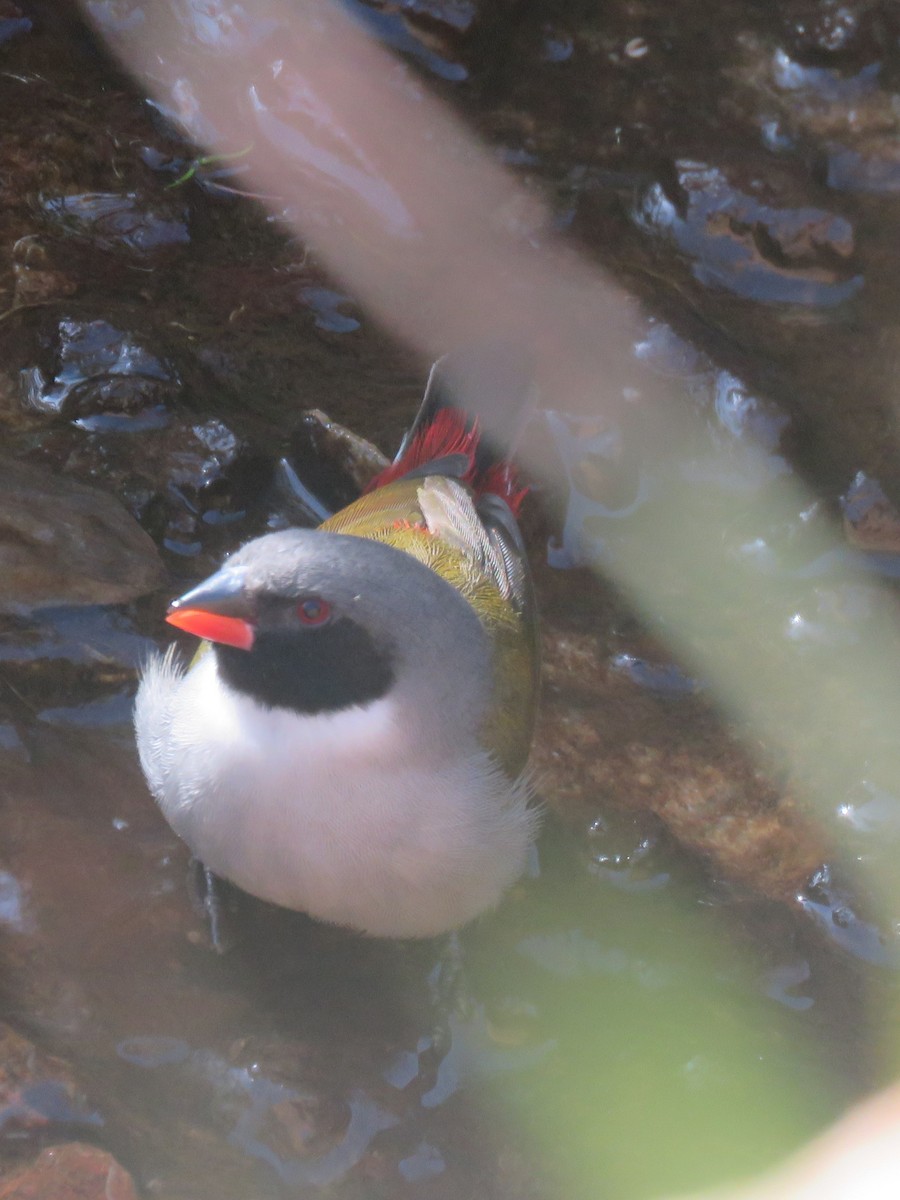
[297,596,331,626]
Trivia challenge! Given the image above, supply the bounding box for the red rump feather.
[367,410,478,491]
[479,462,528,516]
[365,409,527,515]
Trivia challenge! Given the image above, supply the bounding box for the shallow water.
[2,1,900,1197]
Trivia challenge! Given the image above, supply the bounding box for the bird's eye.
[297,596,331,626]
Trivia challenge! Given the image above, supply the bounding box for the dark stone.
[0,455,165,612]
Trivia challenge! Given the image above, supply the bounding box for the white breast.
[135,649,534,937]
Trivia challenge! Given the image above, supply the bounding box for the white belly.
[135,650,534,937]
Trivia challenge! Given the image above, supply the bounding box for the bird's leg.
[186,859,238,954]
[427,930,468,1015]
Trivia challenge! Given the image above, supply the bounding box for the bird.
[134,348,540,938]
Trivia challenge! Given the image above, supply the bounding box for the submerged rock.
[278,409,389,521]
[633,160,862,307]
[20,318,179,423]
[11,237,77,308]
[40,192,189,256]
[0,1144,137,1200]
[842,471,900,553]
[0,1022,100,1138]
[533,615,827,903]
[0,456,164,612]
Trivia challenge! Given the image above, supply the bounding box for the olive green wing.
[323,477,537,775]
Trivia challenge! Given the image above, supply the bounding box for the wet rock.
[241,1088,354,1171]
[280,409,389,520]
[0,1144,137,1200]
[212,1036,400,1189]
[41,193,190,256]
[777,0,885,64]
[0,455,165,612]
[76,415,239,496]
[534,13,900,507]
[25,407,271,576]
[400,0,476,34]
[533,606,827,903]
[344,0,468,81]
[0,605,154,722]
[0,1023,99,1138]
[633,160,862,307]
[842,472,900,553]
[11,238,77,308]
[297,287,360,334]
[796,864,900,965]
[826,144,900,194]
[585,807,669,892]
[59,416,261,556]
[20,318,179,423]
[736,34,900,195]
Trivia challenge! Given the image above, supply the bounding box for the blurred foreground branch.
[685,1082,900,1200]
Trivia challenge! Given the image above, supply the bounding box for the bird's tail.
[364,344,536,514]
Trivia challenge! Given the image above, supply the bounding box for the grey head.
[170,528,493,734]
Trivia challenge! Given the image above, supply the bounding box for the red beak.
[165,607,255,650]
[166,566,256,651]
